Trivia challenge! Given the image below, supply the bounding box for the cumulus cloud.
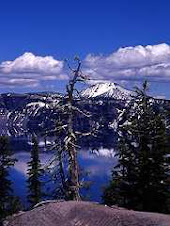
[0,52,68,87]
[2,44,170,89]
[84,43,170,82]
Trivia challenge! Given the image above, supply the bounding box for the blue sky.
[0,0,170,98]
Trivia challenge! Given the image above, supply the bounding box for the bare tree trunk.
[66,62,81,200]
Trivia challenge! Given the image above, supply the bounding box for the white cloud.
[0,52,68,87]
[84,43,170,82]
[1,44,170,90]
[154,95,166,99]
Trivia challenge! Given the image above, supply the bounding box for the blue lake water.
[9,136,117,206]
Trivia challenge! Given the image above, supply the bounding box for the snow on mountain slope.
[81,82,134,100]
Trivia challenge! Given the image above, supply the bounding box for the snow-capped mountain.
[81,82,134,100]
[0,82,169,137]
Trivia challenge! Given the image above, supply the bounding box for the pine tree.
[27,135,43,207]
[0,136,18,222]
[103,81,170,213]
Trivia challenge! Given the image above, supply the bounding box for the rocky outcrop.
[5,201,170,226]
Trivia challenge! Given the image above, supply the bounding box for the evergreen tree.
[103,81,170,213]
[0,136,18,222]
[27,135,43,207]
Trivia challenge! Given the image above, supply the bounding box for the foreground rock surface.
[5,201,170,226]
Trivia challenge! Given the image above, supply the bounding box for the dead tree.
[45,58,96,201]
